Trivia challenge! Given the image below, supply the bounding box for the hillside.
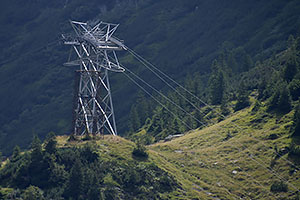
[1,0,300,155]
[149,103,300,199]
[1,102,299,199]
[0,135,178,199]
[1,1,300,198]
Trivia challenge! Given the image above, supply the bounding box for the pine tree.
[64,159,84,200]
[268,81,292,113]
[234,82,250,112]
[283,55,298,82]
[129,106,141,132]
[30,135,43,164]
[293,101,300,137]
[242,54,253,72]
[136,91,150,124]
[209,60,225,105]
[283,36,299,82]
[44,132,57,155]
[11,145,21,162]
[288,78,300,100]
[228,52,238,73]
[277,84,292,113]
[23,186,45,200]
[29,135,49,188]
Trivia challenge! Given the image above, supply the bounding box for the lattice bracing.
[63,20,126,136]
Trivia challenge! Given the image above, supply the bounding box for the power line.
[123,72,193,130]
[127,45,299,171]
[109,55,208,129]
[123,69,279,199]
[125,46,300,193]
[123,66,204,128]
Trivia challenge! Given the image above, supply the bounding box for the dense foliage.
[127,36,300,145]
[0,134,177,199]
[1,0,300,155]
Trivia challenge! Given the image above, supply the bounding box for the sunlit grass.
[148,105,300,199]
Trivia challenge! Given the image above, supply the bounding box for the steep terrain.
[1,1,300,198]
[1,101,299,199]
[149,103,300,199]
[1,0,300,155]
[0,135,178,199]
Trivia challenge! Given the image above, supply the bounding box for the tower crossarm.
[63,19,125,136]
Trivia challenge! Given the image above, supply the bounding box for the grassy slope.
[1,104,298,199]
[56,135,136,163]
[148,104,300,199]
[56,101,300,199]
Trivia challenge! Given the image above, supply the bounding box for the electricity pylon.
[62,20,126,136]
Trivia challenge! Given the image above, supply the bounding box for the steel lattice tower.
[63,20,126,136]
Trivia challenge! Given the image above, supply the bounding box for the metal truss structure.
[62,20,126,136]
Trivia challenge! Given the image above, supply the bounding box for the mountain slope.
[147,102,300,199]
[1,0,300,155]
[0,135,179,199]
[1,102,299,199]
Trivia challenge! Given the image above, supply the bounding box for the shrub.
[270,181,288,192]
[292,101,300,138]
[67,134,78,142]
[268,82,292,113]
[22,186,45,200]
[82,134,92,141]
[288,79,300,100]
[132,142,148,159]
[234,92,250,112]
[289,142,300,156]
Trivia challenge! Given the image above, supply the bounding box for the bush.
[22,186,45,200]
[268,82,291,113]
[289,142,300,156]
[132,142,148,159]
[251,100,261,113]
[234,92,250,112]
[67,134,78,142]
[82,134,92,141]
[292,101,300,137]
[288,79,300,100]
[0,189,3,200]
[270,181,288,192]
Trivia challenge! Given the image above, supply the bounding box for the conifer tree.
[23,186,45,200]
[268,81,292,113]
[30,135,43,164]
[283,55,298,82]
[242,54,253,72]
[11,145,21,162]
[293,101,300,137]
[29,135,49,188]
[209,60,225,105]
[64,159,84,200]
[44,132,57,155]
[234,82,250,111]
[283,35,299,82]
[129,106,141,132]
[136,91,151,124]
[289,77,300,100]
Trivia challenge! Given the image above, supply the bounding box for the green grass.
[2,104,298,199]
[148,105,300,199]
[56,135,136,162]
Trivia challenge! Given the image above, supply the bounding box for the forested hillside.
[0,0,300,157]
[0,135,178,199]
[1,100,300,199]
[1,0,300,199]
